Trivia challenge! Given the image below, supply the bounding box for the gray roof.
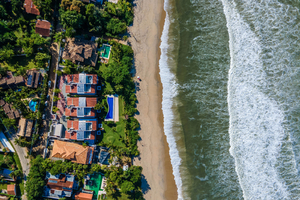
[99,151,110,165]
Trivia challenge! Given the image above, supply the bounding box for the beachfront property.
[65,120,97,144]
[65,74,98,95]
[105,95,119,122]
[35,20,51,37]
[98,44,112,63]
[62,38,98,67]
[51,140,94,164]
[43,172,75,199]
[82,173,106,200]
[65,97,97,118]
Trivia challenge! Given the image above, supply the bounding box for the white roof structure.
[0,132,14,153]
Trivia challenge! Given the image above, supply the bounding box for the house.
[51,140,94,164]
[0,100,20,120]
[98,150,110,165]
[36,20,51,37]
[7,184,16,196]
[0,75,25,90]
[75,192,93,200]
[65,120,97,143]
[26,70,41,88]
[17,118,34,138]
[0,169,15,182]
[62,38,98,67]
[65,97,97,118]
[24,0,40,15]
[49,124,63,138]
[65,74,98,95]
[43,172,75,199]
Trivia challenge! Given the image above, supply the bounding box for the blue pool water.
[105,97,114,120]
[29,100,38,112]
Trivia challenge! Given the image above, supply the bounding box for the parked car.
[48,81,51,87]
[45,101,48,106]
[42,114,46,120]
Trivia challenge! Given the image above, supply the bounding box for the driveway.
[6,129,30,200]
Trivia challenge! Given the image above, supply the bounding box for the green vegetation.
[105,166,143,200]
[102,120,126,148]
[0,1,51,76]
[59,0,133,37]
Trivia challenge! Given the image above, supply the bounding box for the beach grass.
[102,120,126,147]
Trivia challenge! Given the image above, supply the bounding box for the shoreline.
[129,0,178,199]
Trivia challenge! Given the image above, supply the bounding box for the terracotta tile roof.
[67,98,97,107]
[67,121,97,130]
[62,38,98,67]
[51,140,94,164]
[36,20,51,37]
[65,108,95,117]
[75,192,93,200]
[7,185,15,196]
[24,0,40,15]
[47,175,74,190]
[65,84,96,94]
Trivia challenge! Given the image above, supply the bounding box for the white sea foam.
[159,0,183,199]
[221,0,300,199]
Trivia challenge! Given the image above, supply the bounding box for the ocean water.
[159,0,300,199]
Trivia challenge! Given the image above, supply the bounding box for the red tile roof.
[65,84,96,94]
[65,131,96,140]
[35,20,51,37]
[24,0,40,15]
[7,185,15,196]
[67,98,97,107]
[47,174,74,191]
[75,192,93,200]
[65,108,95,117]
[67,120,97,130]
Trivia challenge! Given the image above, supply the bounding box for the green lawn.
[102,120,126,148]
[119,96,124,118]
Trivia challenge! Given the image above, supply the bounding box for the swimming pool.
[101,45,111,59]
[29,100,38,112]
[105,97,114,120]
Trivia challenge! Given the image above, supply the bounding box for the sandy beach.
[129,0,178,199]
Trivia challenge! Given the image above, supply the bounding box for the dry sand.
[129,0,178,199]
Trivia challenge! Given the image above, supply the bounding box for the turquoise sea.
[159,0,300,199]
